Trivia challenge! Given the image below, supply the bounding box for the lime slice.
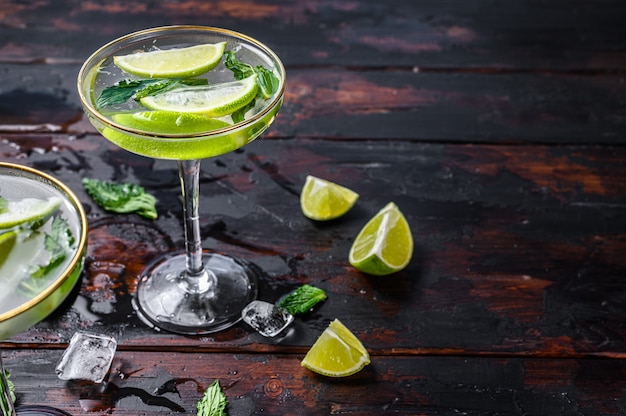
[301,319,370,377]
[348,202,413,276]
[113,42,227,78]
[0,197,61,229]
[0,231,17,266]
[140,75,258,118]
[111,110,231,134]
[300,175,359,221]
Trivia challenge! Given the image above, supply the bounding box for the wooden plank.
[1,64,625,144]
[3,134,626,356]
[277,70,626,144]
[1,0,625,70]
[3,349,626,415]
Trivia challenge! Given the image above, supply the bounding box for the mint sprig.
[0,369,16,416]
[224,50,280,123]
[224,50,279,99]
[196,380,228,416]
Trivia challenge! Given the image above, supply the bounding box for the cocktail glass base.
[132,251,259,335]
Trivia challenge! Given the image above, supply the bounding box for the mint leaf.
[230,100,256,124]
[19,216,76,296]
[253,65,280,99]
[223,50,254,79]
[97,79,152,108]
[82,178,158,219]
[278,284,327,315]
[197,380,228,416]
[133,78,208,100]
[224,50,279,99]
[224,50,280,122]
[97,78,208,109]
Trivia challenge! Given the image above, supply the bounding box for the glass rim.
[77,25,286,140]
[0,162,88,323]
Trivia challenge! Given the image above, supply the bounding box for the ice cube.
[242,300,294,337]
[56,332,117,383]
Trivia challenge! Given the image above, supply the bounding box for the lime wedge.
[111,111,231,134]
[0,197,61,229]
[113,42,227,78]
[0,231,17,266]
[300,175,359,221]
[140,75,258,118]
[301,319,370,377]
[348,202,413,276]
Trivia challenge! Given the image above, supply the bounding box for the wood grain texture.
[1,0,625,70]
[2,135,626,358]
[4,349,626,415]
[1,0,626,144]
[1,65,625,144]
[2,0,626,414]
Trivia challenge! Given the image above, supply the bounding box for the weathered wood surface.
[4,349,626,415]
[1,1,625,145]
[2,0,626,71]
[3,135,626,358]
[2,0,626,414]
[3,63,626,144]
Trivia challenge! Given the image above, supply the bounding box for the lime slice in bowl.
[0,197,61,230]
[140,75,258,118]
[113,42,227,78]
[111,111,231,134]
[0,230,17,266]
[348,202,413,276]
[301,319,370,377]
[300,175,359,221]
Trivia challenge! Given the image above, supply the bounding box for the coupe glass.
[77,26,285,334]
[0,163,88,416]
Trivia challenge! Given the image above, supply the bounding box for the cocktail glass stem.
[0,353,16,416]
[179,159,213,294]
[132,158,259,335]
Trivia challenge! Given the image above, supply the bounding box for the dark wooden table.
[2,0,626,414]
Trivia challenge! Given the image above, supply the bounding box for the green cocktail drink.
[77,26,286,334]
[79,27,283,160]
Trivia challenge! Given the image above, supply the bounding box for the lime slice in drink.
[140,74,258,118]
[301,319,370,377]
[300,175,359,221]
[111,110,231,134]
[113,42,227,78]
[0,197,61,229]
[348,202,413,276]
[0,230,17,266]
